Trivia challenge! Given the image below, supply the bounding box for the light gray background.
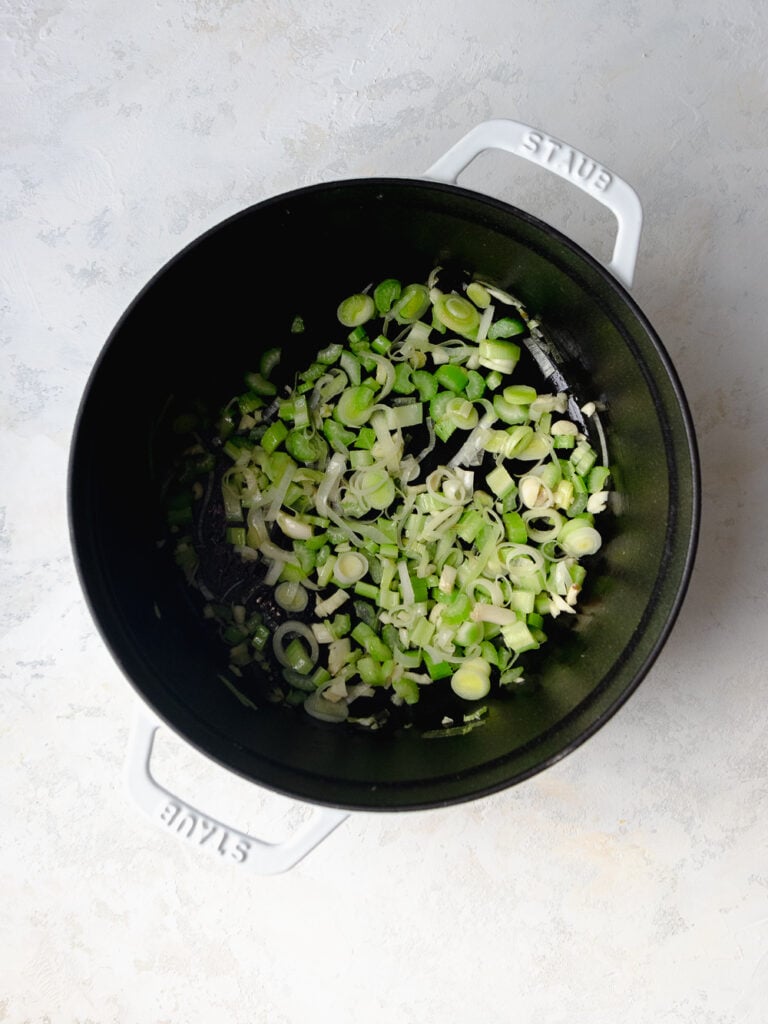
[2,1,766,1021]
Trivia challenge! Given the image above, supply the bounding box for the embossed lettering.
[520,131,611,192]
[217,830,230,855]
[593,169,613,191]
[521,130,543,154]
[232,840,250,864]
[553,147,576,175]
[160,801,181,826]
[176,812,197,838]
[574,156,596,181]
[198,820,217,845]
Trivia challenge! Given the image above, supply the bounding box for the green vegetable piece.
[251,624,270,651]
[347,326,369,347]
[393,676,420,705]
[423,650,453,681]
[503,384,537,405]
[455,620,484,647]
[290,316,305,333]
[260,347,282,378]
[323,418,356,452]
[392,362,415,395]
[335,386,375,427]
[371,334,392,355]
[223,436,250,461]
[381,623,402,653]
[353,426,376,450]
[434,418,457,442]
[508,590,535,615]
[317,342,343,365]
[284,637,314,674]
[457,508,484,543]
[303,530,329,551]
[281,665,315,691]
[352,599,378,629]
[571,443,597,476]
[429,390,455,422]
[373,278,402,315]
[479,641,500,667]
[337,293,375,328]
[441,592,471,625]
[430,311,447,334]
[570,563,587,587]
[243,371,277,396]
[351,621,391,662]
[488,316,525,339]
[291,393,309,428]
[293,542,317,575]
[298,361,327,384]
[356,467,395,510]
[435,364,469,393]
[277,398,295,421]
[566,479,590,517]
[502,511,527,543]
[358,656,387,686]
[587,465,611,493]
[553,434,576,449]
[486,464,516,498]
[445,396,478,430]
[411,369,438,402]
[328,613,351,638]
[450,659,492,700]
[285,428,328,464]
[558,519,602,557]
[393,283,430,324]
[466,282,491,308]
[501,620,539,653]
[464,370,486,401]
[433,293,480,338]
[261,419,288,455]
[478,338,521,374]
[339,349,361,385]
[239,391,266,415]
[493,394,529,425]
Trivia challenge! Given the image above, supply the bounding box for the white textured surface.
[2,1,767,1021]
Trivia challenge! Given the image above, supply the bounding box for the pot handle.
[424,118,643,289]
[124,708,349,874]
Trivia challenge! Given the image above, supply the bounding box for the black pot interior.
[69,179,699,810]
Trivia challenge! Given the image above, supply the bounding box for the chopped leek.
[374,278,402,315]
[393,283,430,324]
[432,292,481,338]
[337,293,375,328]
[173,266,611,732]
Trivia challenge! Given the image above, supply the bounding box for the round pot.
[69,120,699,871]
